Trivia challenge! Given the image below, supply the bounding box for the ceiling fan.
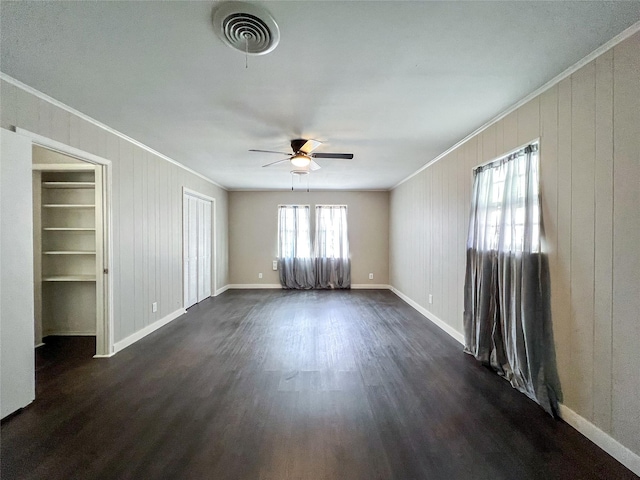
[250,139,354,173]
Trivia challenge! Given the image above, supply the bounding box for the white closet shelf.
[43,204,95,208]
[42,182,95,189]
[42,275,96,282]
[43,251,96,255]
[33,163,94,171]
[43,227,96,231]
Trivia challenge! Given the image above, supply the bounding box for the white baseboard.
[351,284,391,289]
[227,284,392,290]
[215,284,230,296]
[227,284,282,289]
[43,331,96,337]
[559,404,640,476]
[34,342,45,348]
[390,285,639,475]
[113,308,186,354]
[390,286,465,345]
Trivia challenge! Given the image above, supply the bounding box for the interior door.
[1,128,36,418]
[197,199,207,302]
[202,200,212,298]
[196,199,212,302]
[184,195,198,309]
[184,193,212,308]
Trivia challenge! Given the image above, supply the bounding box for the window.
[314,205,349,260]
[277,205,311,259]
[472,144,540,252]
[276,204,350,289]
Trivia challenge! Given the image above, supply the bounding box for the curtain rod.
[473,139,539,173]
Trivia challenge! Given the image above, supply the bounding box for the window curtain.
[314,205,350,289]
[277,205,315,289]
[463,144,561,416]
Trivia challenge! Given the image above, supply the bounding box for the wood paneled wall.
[390,33,640,456]
[0,79,229,344]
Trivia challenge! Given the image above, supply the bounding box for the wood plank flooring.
[1,290,637,479]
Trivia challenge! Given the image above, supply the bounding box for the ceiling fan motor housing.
[291,139,308,153]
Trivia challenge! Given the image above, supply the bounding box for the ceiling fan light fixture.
[290,154,311,168]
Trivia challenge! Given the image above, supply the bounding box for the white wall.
[1,128,36,417]
[390,32,640,463]
[0,78,229,345]
[229,190,389,286]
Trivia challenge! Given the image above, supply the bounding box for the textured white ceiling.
[2,1,640,190]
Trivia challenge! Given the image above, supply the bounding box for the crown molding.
[392,19,640,190]
[0,72,227,191]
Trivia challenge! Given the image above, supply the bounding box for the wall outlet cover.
[152,302,158,313]
[272,260,278,270]
[258,273,263,279]
[369,273,374,280]
[428,294,433,304]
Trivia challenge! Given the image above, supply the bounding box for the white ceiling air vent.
[213,2,280,55]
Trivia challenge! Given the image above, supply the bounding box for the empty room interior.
[1,2,639,479]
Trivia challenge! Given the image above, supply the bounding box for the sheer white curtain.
[463,144,561,415]
[314,205,350,289]
[277,205,315,289]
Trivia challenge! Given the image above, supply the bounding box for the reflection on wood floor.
[1,289,635,479]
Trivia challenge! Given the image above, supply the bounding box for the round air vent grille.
[213,2,280,55]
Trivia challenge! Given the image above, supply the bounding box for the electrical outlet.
[152,302,158,313]
[258,273,263,279]
[369,273,374,280]
[272,260,278,271]
[428,294,433,304]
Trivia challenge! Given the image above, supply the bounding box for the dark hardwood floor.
[1,290,636,480]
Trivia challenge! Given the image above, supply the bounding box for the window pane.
[278,205,311,259]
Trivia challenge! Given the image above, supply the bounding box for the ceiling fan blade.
[311,152,354,159]
[309,160,321,171]
[250,149,292,155]
[262,158,291,167]
[299,139,322,154]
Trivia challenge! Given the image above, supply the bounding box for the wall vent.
[213,2,280,55]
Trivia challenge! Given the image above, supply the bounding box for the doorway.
[20,128,113,358]
[183,188,214,309]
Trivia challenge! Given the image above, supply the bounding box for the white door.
[1,129,36,418]
[183,193,212,308]
[184,195,198,308]
[202,201,212,298]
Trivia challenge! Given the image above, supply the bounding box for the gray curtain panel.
[277,205,315,289]
[315,205,350,289]
[463,144,561,416]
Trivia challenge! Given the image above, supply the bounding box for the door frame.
[182,187,216,309]
[16,128,114,357]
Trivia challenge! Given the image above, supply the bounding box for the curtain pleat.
[463,146,561,416]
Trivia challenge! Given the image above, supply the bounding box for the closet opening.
[32,145,110,361]
[183,188,215,309]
